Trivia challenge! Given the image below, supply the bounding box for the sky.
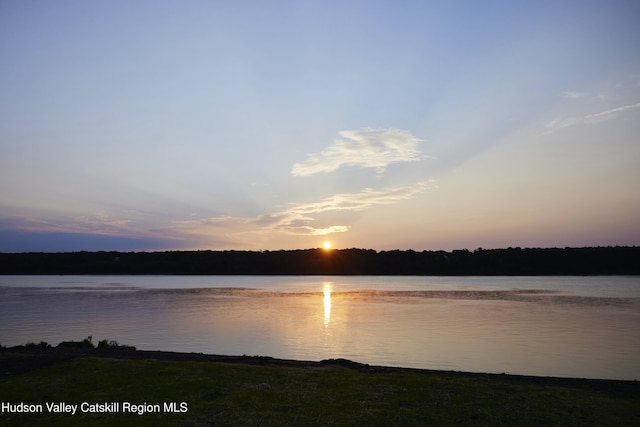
[1,0,639,252]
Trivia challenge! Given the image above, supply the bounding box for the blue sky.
[1,0,639,252]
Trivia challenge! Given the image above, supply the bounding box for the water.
[1,275,638,380]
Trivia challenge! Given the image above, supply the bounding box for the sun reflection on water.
[323,281,333,327]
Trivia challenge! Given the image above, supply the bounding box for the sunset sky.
[1,1,639,252]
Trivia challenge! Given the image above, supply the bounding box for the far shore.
[2,246,638,275]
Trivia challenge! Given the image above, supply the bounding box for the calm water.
[1,275,638,380]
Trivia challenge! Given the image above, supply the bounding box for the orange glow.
[323,241,332,250]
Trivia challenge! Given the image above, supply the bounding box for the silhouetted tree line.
[0,246,638,275]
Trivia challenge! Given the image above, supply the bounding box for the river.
[1,275,638,380]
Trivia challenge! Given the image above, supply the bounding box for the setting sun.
[323,241,332,250]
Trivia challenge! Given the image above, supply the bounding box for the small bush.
[97,339,119,348]
[57,336,96,349]
[97,338,136,351]
[83,336,95,348]
[25,341,51,348]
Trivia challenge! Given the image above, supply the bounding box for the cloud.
[286,181,429,216]
[561,91,587,99]
[291,128,423,176]
[545,102,640,133]
[3,213,132,236]
[3,125,432,249]
[271,180,430,235]
[1,180,433,250]
[580,102,640,122]
[278,224,350,236]
[175,181,432,238]
[0,213,189,251]
[0,229,175,252]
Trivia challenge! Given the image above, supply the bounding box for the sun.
[323,241,332,250]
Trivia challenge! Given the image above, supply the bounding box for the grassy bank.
[1,346,639,426]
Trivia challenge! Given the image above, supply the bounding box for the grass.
[1,348,639,426]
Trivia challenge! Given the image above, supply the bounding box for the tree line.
[0,246,638,275]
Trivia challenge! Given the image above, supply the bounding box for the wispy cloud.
[545,102,640,133]
[291,128,423,176]
[561,91,587,99]
[174,181,432,238]
[270,180,430,234]
[3,125,433,249]
[3,212,133,236]
[0,211,192,251]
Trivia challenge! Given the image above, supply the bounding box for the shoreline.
[3,247,639,275]
[2,345,638,395]
[3,344,639,426]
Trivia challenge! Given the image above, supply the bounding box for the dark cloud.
[0,230,178,253]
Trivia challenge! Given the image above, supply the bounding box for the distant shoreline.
[1,246,639,275]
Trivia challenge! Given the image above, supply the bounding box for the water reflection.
[2,276,639,380]
[323,281,333,327]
